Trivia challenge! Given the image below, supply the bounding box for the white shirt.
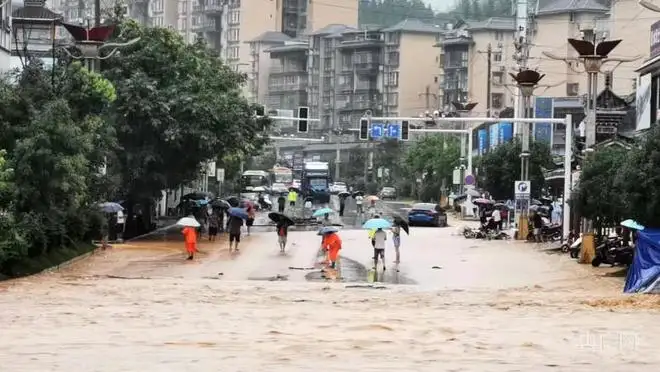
[304,201,312,209]
[492,209,501,222]
[355,196,363,205]
[373,230,387,249]
[116,210,125,224]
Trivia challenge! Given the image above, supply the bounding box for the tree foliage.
[359,0,438,26]
[404,135,461,201]
[0,20,270,274]
[477,138,553,200]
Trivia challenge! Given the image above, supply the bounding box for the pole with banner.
[216,168,225,196]
[514,180,531,240]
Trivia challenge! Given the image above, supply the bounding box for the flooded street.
[1,211,659,371]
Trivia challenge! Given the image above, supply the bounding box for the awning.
[636,54,660,75]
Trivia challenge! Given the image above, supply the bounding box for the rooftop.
[466,17,515,32]
[381,18,443,34]
[536,0,608,16]
[248,31,291,43]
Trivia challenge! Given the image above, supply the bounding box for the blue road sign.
[371,122,384,138]
[387,123,401,139]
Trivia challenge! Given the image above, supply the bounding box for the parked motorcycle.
[258,194,273,211]
[592,235,633,267]
[561,231,579,253]
[526,223,562,242]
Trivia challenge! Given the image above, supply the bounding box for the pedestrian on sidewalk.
[277,193,286,214]
[227,215,243,252]
[182,225,198,260]
[372,227,387,271]
[246,203,255,236]
[339,194,347,216]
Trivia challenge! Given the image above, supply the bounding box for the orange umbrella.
[366,195,380,202]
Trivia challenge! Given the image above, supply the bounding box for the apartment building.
[0,0,11,71]
[438,18,515,117]
[263,19,442,132]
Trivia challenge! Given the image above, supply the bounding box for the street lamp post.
[60,22,140,72]
[451,101,478,193]
[509,69,545,240]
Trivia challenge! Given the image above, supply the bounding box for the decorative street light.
[451,101,478,191]
[60,22,140,72]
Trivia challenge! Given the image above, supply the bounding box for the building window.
[152,0,164,12]
[494,52,502,62]
[387,72,399,87]
[229,46,239,59]
[566,82,579,96]
[229,10,240,24]
[388,52,399,66]
[386,92,398,106]
[492,71,503,85]
[494,31,503,40]
[491,93,504,109]
[153,16,164,27]
[387,32,400,44]
[228,28,239,42]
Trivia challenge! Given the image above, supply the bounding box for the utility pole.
[94,0,101,26]
[418,85,437,111]
[486,43,492,117]
[513,0,531,136]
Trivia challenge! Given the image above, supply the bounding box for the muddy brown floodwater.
[1,215,659,371]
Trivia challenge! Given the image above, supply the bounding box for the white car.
[331,182,348,194]
[271,183,288,194]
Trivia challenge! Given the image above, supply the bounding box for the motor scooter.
[568,234,583,259]
[258,194,273,211]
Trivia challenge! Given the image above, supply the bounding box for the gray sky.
[424,0,454,11]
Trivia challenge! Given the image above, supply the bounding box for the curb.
[39,246,104,275]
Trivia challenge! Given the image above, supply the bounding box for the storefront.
[635,20,660,131]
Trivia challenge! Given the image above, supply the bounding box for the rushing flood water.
[1,212,659,371]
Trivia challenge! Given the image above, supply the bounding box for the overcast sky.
[424,0,454,11]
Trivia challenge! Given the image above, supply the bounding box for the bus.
[240,170,271,191]
[271,166,294,185]
[301,161,331,204]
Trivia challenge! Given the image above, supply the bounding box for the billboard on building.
[489,123,499,148]
[478,129,488,155]
[636,73,652,131]
[651,20,660,58]
[498,122,513,143]
[534,97,553,145]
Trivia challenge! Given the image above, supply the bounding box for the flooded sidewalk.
[1,214,659,371]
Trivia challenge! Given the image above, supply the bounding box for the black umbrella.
[494,203,506,208]
[268,212,294,226]
[288,186,300,193]
[531,199,542,206]
[211,199,231,209]
[352,191,364,197]
[225,196,240,207]
[393,215,409,235]
[338,191,350,198]
[182,191,213,201]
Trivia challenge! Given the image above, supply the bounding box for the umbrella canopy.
[182,191,213,201]
[338,191,350,197]
[362,218,392,230]
[493,203,506,208]
[393,215,409,235]
[211,199,231,209]
[225,196,240,207]
[229,207,248,220]
[473,198,493,204]
[317,226,339,235]
[312,207,334,217]
[99,202,123,213]
[365,195,379,202]
[621,219,645,230]
[352,191,364,197]
[177,216,200,227]
[530,199,542,206]
[465,188,481,197]
[288,186,300,193]
[195,199,209,206]
[268,212,294,225]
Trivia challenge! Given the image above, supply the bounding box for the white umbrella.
[176,217,200,227]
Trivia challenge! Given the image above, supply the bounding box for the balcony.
[444,61,468,70]
[192,19,218,33]
[205,1,225,15]
[268,79,308,93]
[354,62,379,74]
[269,65,306,74]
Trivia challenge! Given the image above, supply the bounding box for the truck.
[301,161,331,204]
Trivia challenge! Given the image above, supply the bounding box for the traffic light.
[359,118,370,140]
[401,120,409,141]
[297,106,309,132]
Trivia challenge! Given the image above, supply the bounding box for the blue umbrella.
[621,219,645,230]
[99,202,123,213]
[317,226,339,235]
[229,207,248,220]
[362,218,392,230]
[312,207,334,217]
[195,199,209,206]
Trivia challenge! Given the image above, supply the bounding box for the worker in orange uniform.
[182,226,198,260]
[322,231,342,269]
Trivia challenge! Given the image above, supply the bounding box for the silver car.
[379,187,397,200]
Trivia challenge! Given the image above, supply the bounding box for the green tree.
[359,0,438,26]
[458,0,472,18]
[373,138,404,185]
[477,139,552,200]
[405,135,461,201]
[103,21,270,210]
[575,147,628,226]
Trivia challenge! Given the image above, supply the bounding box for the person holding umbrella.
[227,207,247,252]
[319,226,342,270]
[362,217,392,271]
[245,202,255,236]
[277,193,286,214]
[269,212,294,253]
[338,192,349,216]
[177,216,200,260]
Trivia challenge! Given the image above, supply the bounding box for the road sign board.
[514,181,531,198]
[465,174,475,185]
[371,122,384,138]
[216,168,225,182]
[387,123,401,139]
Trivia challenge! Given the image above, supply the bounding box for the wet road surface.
[1,203,659,371]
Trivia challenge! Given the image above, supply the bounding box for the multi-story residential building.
[11,0,63,70]
[438,18,515,117]
[247,31,294,106]
[0,0,11,71]
[265,19,442,132]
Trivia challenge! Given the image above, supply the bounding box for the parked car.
[378,186,397,200]
[271,183,289,194]
[330,181,348,194]
[408,203,447,227]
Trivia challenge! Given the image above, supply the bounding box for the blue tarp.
[624,228,660,293]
